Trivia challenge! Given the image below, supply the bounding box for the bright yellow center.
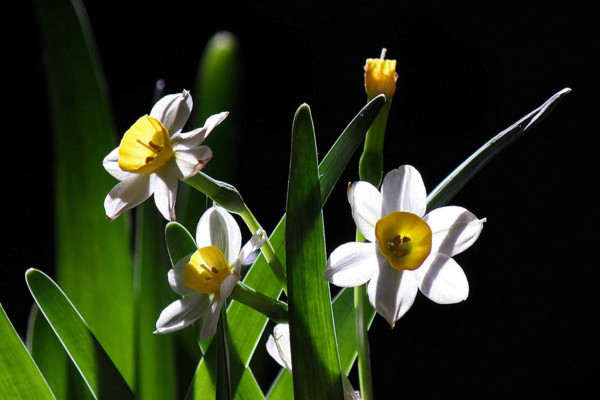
[118,115,174,174]
[375,211,432,271]
[183,246,233,294]
[364,58,397,99]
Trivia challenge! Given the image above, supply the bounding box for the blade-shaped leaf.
[186,96,385,395]
[25,269,135,399]
[216,309,232,400]
[133,202,176,400]
[178,31,240,230]
[35,0,134,384]
[0,304,55,399]
[286,104,343,398]
[266,370,293,400]
[427,88,571,210]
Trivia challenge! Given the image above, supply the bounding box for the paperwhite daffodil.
[103,90,228,221]
[266,323,361,400]
[324,165,486,327]
[155,205,265,339]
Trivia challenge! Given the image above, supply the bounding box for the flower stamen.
[118,115,174,174]
[183,246,233,294]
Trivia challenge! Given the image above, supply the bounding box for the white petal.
[150,90,193,134]
[154,294,210,334]
[196,206,241,263]
[381,165,427,217]
[199,297,224,340]
[168,268,196,296]
[103,147,135,181]
[367,253,419,327]
[266,323,292,371]
[324,242,378,287]
[347,181,381,242]
[153,168,178,221]
[424,206,486,257]
[173,146,213,180]
[235,229,266,273]
[104,174,152,221]
[172,112,228,148]
[219,274,239,299]
[414,252,469,304]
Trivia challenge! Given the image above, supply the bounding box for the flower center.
[375,211,432,271]
[183,246,233,294]
[118,115,174,174]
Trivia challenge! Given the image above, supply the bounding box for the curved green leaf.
[286,104,343,399]
[25,269,135,399]
[427,88,571,210]
[0,304,55,399]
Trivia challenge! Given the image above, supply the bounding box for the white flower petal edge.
[366,252,420,327]
[196,205,242,264]
[324,242,378,287]
[413,252,469,304]
[154,294,211,334]
[150,90,193,134]
[347,181,382,242]
[381,165,427,217]
[424,206,486,257]
[103,90,228,221]
[104,174,153,221]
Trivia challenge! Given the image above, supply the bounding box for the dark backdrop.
[7,0,599,398]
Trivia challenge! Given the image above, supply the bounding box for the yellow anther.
[118,115,174,174]
[183,246,233,294]
[375,211,432,271]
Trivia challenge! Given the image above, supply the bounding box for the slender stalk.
[239,204,288,294]
[230,281,288,323]
[358,101,392,188]
[184,173,288,293]
[355,285,374,400]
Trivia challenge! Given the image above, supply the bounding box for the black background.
[6,0,600,398]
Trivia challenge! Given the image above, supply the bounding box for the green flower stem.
[184,172,288,293]
[238,205,288,294]
[358,100,392,188]
[354,230,374,400]
[230,281,288,324]
[356,94,392,400]
[355,284,374,400]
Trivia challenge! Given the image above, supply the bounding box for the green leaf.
[26,306,66,398]
[133,202,176,400]
[216,309,232,400]
[266,370,293,400]
[165,222,198,265]
[35,0,134,384]
[187,96,385,396]
[427,88,571,211]
[25,269,135,399]
[0,304,55,399]
[178,31,240,230]
[285,104,343,399]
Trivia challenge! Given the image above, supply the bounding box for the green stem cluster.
[184,172,288,293]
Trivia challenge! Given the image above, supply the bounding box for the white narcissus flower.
[266,323,361,400]
[155,205,265,339]
[324,165,486,327]
[103,90,228,221]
